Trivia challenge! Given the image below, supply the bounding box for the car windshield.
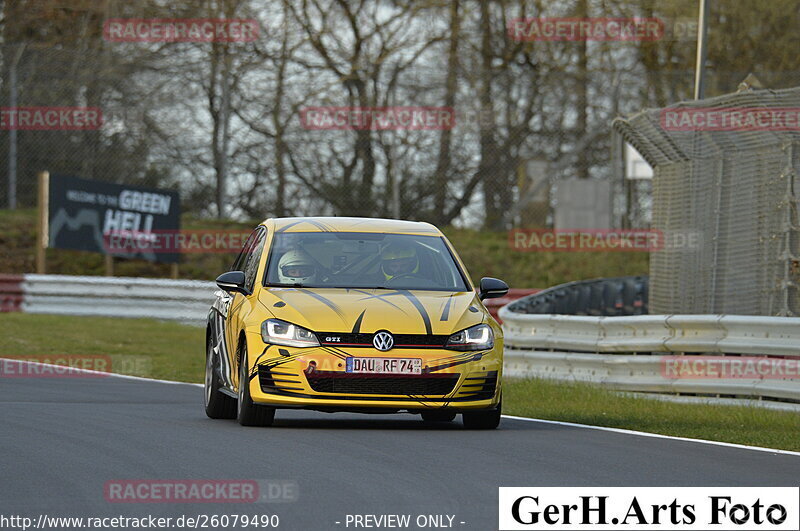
[264,232,469,292]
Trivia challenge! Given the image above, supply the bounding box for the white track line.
[0,358,203,387]
[502,414,800,457]
[5,358,798,457]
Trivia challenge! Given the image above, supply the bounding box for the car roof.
[263,217,442,235]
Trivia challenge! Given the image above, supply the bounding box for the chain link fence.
[1,43,131,209]
[614,87,800,316]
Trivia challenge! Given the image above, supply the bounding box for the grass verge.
[504,378,800,452]
[2,313,795,451]
[0,313,204,383]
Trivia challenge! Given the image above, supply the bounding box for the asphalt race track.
[2,375,799,531]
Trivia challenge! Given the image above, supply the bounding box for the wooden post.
[104,254,114,277]
[36,171,49,274]
[170,263,179,279]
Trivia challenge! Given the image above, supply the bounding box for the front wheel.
[462,400,501,430]
[236,340,275,427]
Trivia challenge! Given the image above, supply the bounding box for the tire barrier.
[505,276,648,316]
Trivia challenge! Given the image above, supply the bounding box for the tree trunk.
[433,0,460,225]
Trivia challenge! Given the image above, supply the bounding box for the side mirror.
[479,277,509,301]
[216,271,247,294]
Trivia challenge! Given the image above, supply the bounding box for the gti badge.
[372,331,394,351]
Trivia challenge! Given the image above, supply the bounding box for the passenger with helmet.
[278,249,317,285]
[380,242,420,281]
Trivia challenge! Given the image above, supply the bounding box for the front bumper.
[244,340,502,411]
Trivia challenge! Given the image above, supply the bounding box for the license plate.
[345,357,422,375]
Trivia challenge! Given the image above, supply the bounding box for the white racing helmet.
[278,249,317,284]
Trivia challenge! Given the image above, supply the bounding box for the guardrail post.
[36,171,49,274]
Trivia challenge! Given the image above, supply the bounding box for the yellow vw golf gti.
[205,217,508,429]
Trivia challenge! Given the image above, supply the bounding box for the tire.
[462,400,501,430]
[204,336,236,419]
[236,339,275,427]
[421,411,457,422]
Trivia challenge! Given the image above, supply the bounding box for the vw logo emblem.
[372,331,394,351]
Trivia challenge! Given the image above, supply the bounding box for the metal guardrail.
[21,274,215,324]
[499,307,800,405]
[501,313,800,356]
[503,350,800,404]
[5,275,539,326]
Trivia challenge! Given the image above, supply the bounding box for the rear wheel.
[236,340,275,427]
[462,400,501,430]
[421,411,457,422]
[204,337,236,419]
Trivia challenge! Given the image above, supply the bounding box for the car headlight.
[260,319,319,348]
[445,324,494,351]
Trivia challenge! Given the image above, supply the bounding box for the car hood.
[257,287,485,336]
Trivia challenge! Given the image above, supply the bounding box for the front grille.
[305,372,459,395]
[315,332,449,348]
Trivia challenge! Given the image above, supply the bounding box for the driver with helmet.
[380,242,420,281]
[278,249,317,285]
